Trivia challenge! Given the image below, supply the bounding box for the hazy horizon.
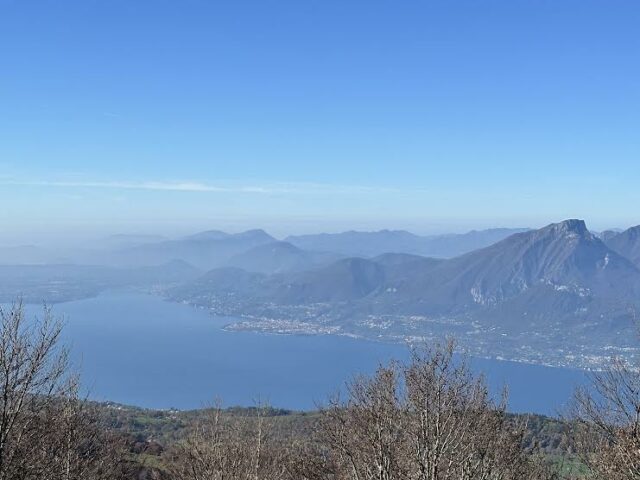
[0,217,629,249]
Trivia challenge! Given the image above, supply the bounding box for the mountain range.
[109,229,277,270]
[110,226,533,270]
[4,220,640,367]
[169,220,640,367]
[0,227,533,271]
[174,220,640,313]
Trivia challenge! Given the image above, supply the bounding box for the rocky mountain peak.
[545,219,590,238]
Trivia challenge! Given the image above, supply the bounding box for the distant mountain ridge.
[177,220,639,312]
[604,225,640,268]
[285,227,530,258]
[224,241,342,274]
[111,229,277,269]
[0,227,530,268]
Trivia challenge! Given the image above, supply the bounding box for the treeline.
[1,302,639,479]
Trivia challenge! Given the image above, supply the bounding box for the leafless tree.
[0,299,125,480]
[167,340,559,480]
[320,364,407,480]
[0,300,70,478]
[317,340,553,480]
[280,437,336,480]
[572,356,640,479]
[168,401,287,480]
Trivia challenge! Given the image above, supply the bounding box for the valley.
[3,220,640,371]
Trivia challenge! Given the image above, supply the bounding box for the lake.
[14,292,588,415]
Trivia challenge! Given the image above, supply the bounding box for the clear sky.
[1,0,639,243]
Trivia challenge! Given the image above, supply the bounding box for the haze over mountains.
[0,261,200,303]
[168,220,640,368]
[224,241,343,274]
[2,220,640,368]
[111,229,277,270]
[0,227,530,270]
[172,220,640,313]
[0,226,535,303]
[285,228,529,258]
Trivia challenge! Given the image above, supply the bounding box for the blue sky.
[1,0,639,242]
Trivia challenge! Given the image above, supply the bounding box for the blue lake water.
[14,292,588,415]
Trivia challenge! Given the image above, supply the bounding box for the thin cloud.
[0,178,408,196]
[2,179,230,192]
